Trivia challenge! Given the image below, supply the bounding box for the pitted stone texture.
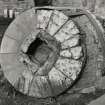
[71,46,82,60]
[60,50,72,58]
[55,58,82,80]
[37,10,53,30]
[0,36,19,53]
[54,20,79,42]
[49,67,71,96]
[61,35,80,49]
[47,10,68,36]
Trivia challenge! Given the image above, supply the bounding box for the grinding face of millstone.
[54,20,79,42]
[0,8,86,98]
[61,35,80,49]
[48,67,72,96]
[37,10,53,30]
[55,58,82,80]
[47,10,68,36]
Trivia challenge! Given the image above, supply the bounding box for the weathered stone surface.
[13,8,37,41]
[37,10,53,30]
[60,50,72,58]
[70,46,82,60]
[49,67,71,96]
[70,13,104,90]
[29,76,52,98]
[55,58,82,80]
[54,20,79,42]
[0,36,19,53]
[0,8,87,98]
[4,23,25,42]
[20,30,39,53]
[0,53,27,86]
[61,35,80,49]
[47,10,68,36]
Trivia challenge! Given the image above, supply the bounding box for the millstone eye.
[26,37,49,65]
[0,8,87,98]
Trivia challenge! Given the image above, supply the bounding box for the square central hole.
[26,37,52,65]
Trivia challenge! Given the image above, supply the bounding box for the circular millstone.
[0,8,86,98]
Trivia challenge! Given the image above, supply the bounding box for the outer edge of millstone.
[0,35,19,53]
[60,50,72,58]
[14,8,37,34]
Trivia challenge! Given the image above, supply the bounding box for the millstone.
[1,7,98,98]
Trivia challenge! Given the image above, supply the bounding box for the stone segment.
[55,58,82,80]
[70,14,101,90]
[29,76,52,98]
[0,36,19,53]
[71,46,82,59]
[60,50,72,58]
[37,10,53,30]
[15,70,33,94]
[48,67,71,96]
[54,20,79,42]
[4,23,25,42]
[61,35,80,49]
[0,54,26,86]
[21,31,39,53]
[88,94,105,105]
[47,10,68,36]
